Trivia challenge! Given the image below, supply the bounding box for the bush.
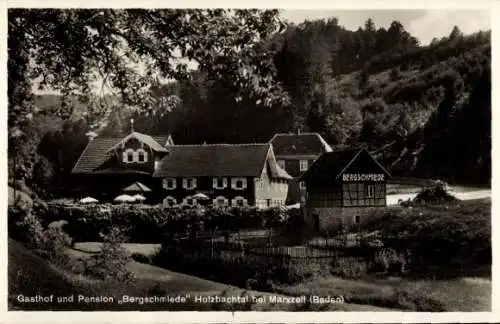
[356,200,490,278]
[83,226,136,283]
[154,239,301,290]
[411,180,458,205]
[39,227,72,267]
[330,257,370,278]
[373,248,408,274]
[9,205,72,268]
[42,203,288,243]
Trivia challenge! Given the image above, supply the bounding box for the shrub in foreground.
[83,227,136,283]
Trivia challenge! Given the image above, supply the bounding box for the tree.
[449,25,463,40]
[358,68,370,89]
[389,67,401,81]
[8,9,289,184]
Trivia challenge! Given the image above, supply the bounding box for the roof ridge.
[92,133,171,139]
[173,143,270,147]
[272,132,321,136]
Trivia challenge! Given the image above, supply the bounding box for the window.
[299,181,306,190]
[299,160,308,172]
[184,196,197,207]
[123,148,135,163]
[183,178,197,190]
[213,196,228,207]
[163,196,177,208]
[137,149,147,162]
[277,160,285,170]
[231,177,247,190]
[232,196,247,207]
[213,177,227,189]
[366,184,375,198]
[354,215,361,224]
[163,178,176,190]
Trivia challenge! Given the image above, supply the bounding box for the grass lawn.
[275,274,491,312]
[73,242,160,256]
[10,238,395,311]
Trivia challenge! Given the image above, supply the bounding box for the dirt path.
[387,189,490,205]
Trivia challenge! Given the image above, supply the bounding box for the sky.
[281,9,490,45]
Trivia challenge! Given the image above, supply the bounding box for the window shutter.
[193,178,197,189]
[223,178,228,188]
[213,178,217,189]
[182,179,187,189]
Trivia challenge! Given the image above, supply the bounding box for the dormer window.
[123,148,135,163]
[138,151,145,162]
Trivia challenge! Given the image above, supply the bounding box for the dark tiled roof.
[300,148,391,182]
[153,144,291,179]
[72,135,170,174]
[270,133,332,156]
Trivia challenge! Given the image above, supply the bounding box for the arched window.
[123,148,135,163]
[136,148,148,163]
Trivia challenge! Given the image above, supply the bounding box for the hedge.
[31,203,290,243]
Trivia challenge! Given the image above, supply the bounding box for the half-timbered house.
[300,148,391,231]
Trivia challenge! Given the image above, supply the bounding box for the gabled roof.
[72,134,170,174]
[153,144,291,179]
[122,181,152,193]
[300,148,391,183]
[269,132,333,156]
[267,156,293,180]
[107,132,168,153]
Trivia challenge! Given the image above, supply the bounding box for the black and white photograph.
[5,2,493,317]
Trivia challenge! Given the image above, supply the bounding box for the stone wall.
[305,206,383,232]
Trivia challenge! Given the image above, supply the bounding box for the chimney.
[130,118,134,133]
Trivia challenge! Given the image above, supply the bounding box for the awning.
[122,181,152,193]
